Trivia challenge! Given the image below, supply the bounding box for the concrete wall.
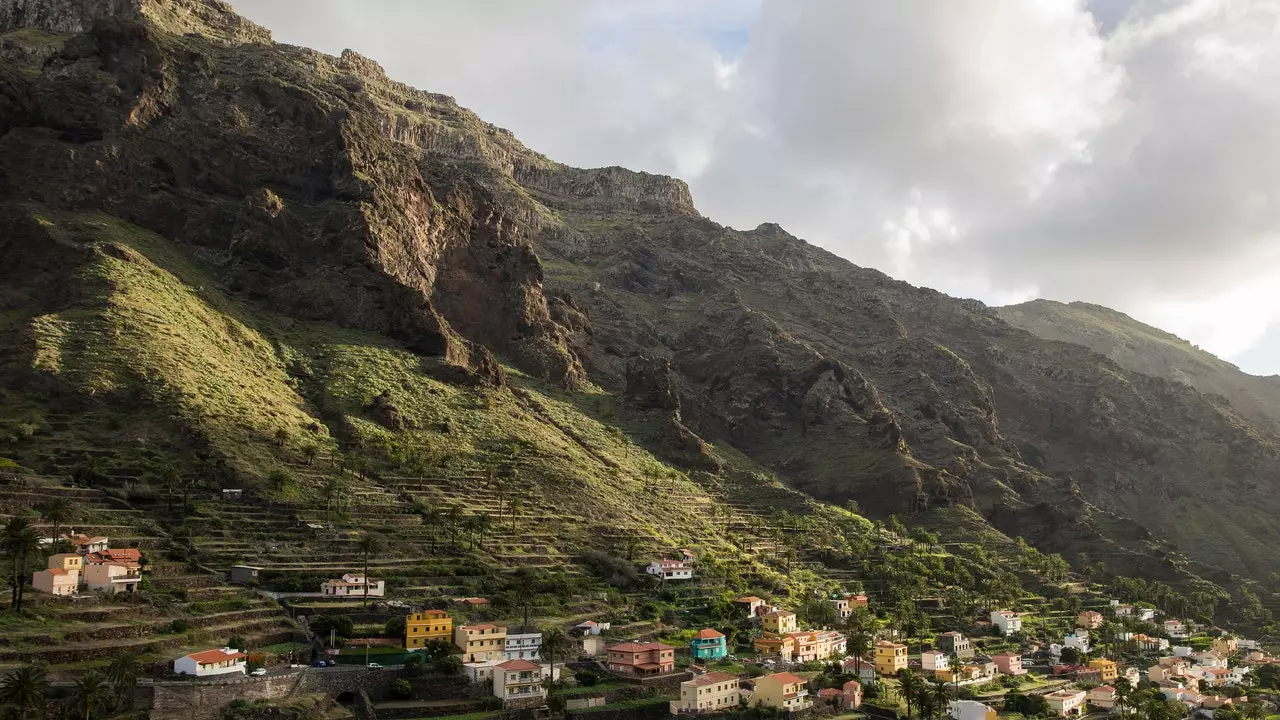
[150,667,400,720]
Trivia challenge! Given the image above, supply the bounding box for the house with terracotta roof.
[875,641,907,675]
[492,659,546,706]
[606,641,675,676]
[455,597,490,608]
[761,610,797,636]
[734,596,766,616]
[646,560,693,581]
[456,624,508,663]
[84,548,142,570]
[670,671,740,715]
[1089,686,1117,710]
[950,700,997,720]
[1045,689,1087,716]
[320,573,385,597]
[990,610,1022,635]
[937,631,974,659]
[754,634,794,661]
[32,553,82,596]
[1089,658,1118,682]
[574,620,610,635]
[174,647,247,677]
[992,652,1026,676]
[837,680,862,710]
[64,531,108,554]
[406,610,453,650]
[1077,611,1105,629]
[752,672,811,712]
[691,628,727,661]
[832,593,869,619]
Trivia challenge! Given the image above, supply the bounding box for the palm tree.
[508,498,524,533]
[322,477,343,520]
[845,631,872,679]
[67,671,109,720]
[420,508,442,552]
[930,677,950,720]
[897,668,922,720]
[445,506,464,546]
[472,512,492,550]
[0,665,50,720]
[106,653,139,711]
[355,533,384,608]
[38,497,77,555]
[541,628,569,700]
[160,462,181,513]
[3,517,39,611]
[1113,676,1133,717]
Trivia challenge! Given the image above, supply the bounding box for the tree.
[73,456,108,487]
[302,444,319,466]
[471,512,492,550]
[38,497,77,555]
[3,516,39,611]
[930,677,950,720]
[1113,677,1133,718]
[509,498,524,533]
[160,462,181,513]
[391,678,413,699]
[273,428,289,447]
[267,469,290,492]
[355,533,384,607]
[67,671,110,720]
[227,636,247,651]
[385,616,407,639]
[897,668,923,719]
[845,631,872,679]
[0,665,50,720]
[541,628,569,701]
[106,653,139,711]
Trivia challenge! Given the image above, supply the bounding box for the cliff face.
[3,0,1279,588]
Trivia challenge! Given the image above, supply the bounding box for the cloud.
[225,0,1280,375]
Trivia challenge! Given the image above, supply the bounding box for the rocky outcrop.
[623,356,720,471]
[516,165,697,214]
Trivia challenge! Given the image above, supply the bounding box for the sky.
[226,0,1280,376]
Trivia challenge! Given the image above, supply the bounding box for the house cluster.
[749,608,847,664]
[671,668,856,715]
[1145,647,1252,710]
[31,531,143,597]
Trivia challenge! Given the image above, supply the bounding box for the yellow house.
[455,624,508,662]
[752,672,811,712]
[32,553,83,596]
[875,640,907,676]
[406,609,454,650]
[1089,658,1118,682]
[1212,637,1238,655]
[753,634,795,661]
[762,610,798,636]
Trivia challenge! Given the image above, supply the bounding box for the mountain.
[998,299,1280,430]
[1,0,1277,615]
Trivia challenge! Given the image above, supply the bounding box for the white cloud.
[225,0,1280,375]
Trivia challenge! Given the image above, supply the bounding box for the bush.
[310,615,355,639]
[582,550,642,589]
[575,670,599,687]
[391,679,413,699]
[168,619,189,634]
[384,616,406,639]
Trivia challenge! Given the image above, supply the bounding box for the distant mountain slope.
[0,0,1276,606]
[998,300,1280,429]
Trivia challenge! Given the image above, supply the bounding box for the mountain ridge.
[1,0,1277,613]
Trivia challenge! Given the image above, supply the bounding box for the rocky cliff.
[2,0,1278,591]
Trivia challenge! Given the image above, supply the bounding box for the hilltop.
[0,0,1276,658]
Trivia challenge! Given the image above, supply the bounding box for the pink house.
[839,680,863,710]
[993,652,1027,676]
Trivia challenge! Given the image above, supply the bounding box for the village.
[10,533,1280,720]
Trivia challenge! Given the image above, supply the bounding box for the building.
[229,565,262,585]
[505,630,543,661]
[1089,686,1116,710]
[84,548,142,569]
[1137,607,1156,621]
[1045,689,1087,716]
[1078,611,1105,629]
[844,658,877,684]
[1134,634,1169,652]
[832,593,869,619]
[1212,637,1238,655]
[83,563,140,595]
[939,664,995,685]
[646,560,694,581]
[1089,658,1118,682]
[456,597,490,608]
[492,659,546,707]
[1114,604,1134,617]
[174,648,247,677]
[950,700,998,720]
[691,629,727,661]
[320,574,385,597]
[761,610,798,636]
[1164,620,1189,640]
[64,532,108,554]
[734,596,766,617]
[922,651,950,673]
[32,553,82,596]
[752,672,812,712]
[456,624,508,663]
[606,641,675,676]
[875,641,908,676]
[753,634,794,661]
[937,632,974,659]
[990,610,1022,635]
[406,610,454,650]
[463,659,501,684]
[670,672,740,715]
[574,620,610,635]
[992,652,1026,676]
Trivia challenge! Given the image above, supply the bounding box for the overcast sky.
[227,0,1280,376]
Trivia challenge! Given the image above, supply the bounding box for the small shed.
[230,565,263,585]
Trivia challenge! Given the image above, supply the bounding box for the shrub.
[575,670,599,687]
[168,619,189,633]
[391,679,413,699]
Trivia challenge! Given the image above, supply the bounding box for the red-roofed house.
[84,548,142,570]
[64,532,108,554]
[320,573,384,597]
[492,659,546,706]
[174,647,247,677]
[692,628,728,661]
[671,672,740,714]
[752,672,811,712]
[606,641,675,676]
[32,553,82,596]
[646,560,693,581]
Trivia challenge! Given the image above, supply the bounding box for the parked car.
[367,662,383,670]
[326,660,337,667]
[250,668,267,677]
[311,660,327,668]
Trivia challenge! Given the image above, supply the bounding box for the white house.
[320,574,385,597]
[1193,652,1228,670]
[504,631,543,661]
[1227,667,1251,685]
[1137,607,1156,621]
[492,659,549,706]
[990,610,1022,635]
[1164,620,1189,640]
[1173,646,1194,657]
[174,648,247,677]
[1051,632,1090,658]
[574,620,610,635]
[922,651,950,673]
[950,700,997,720]
[646,560,693,581]
[1045,689,1087,716]
[464,659,501,683]
[84,563,141,595]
